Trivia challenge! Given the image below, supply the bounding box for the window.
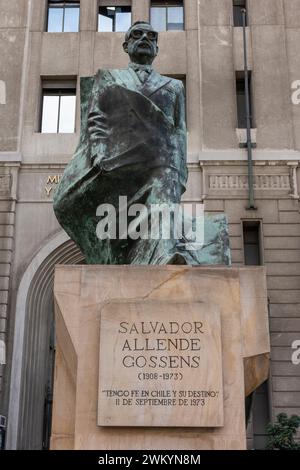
[41,80,77,133]
[233,0,247,27]
[236,71,253,129]
[150,1,184,32]
[243,221,262,266]
[98,5,131,32]
[47,1,80,32]
[252,381,270,449]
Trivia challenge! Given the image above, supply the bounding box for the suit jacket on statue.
[87,67,187,188]
[54,66,187,217]
[53,66,231,266]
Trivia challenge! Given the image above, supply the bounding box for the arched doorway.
[6,233,84,449]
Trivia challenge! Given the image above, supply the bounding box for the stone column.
[132,0,150,23]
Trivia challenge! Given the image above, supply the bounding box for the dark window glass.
[236,71,253,129]
[151,1,184,32]
[41,81,76,133]
[252,381,270,450]
[243,222,261,266]
[233,0,247,27]
[98,6,131,32]
[47,1,80,32]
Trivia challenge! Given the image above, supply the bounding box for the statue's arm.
[175,81,187,134]
[175,82,188,187]
[87,73,110,168]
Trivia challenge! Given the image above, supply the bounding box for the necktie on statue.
[130,63,152,84]
[136,69,149,84]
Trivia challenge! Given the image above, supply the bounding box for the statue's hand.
[87,110,111,142]
[92,152,106,170]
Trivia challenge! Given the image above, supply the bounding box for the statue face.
[123,23,159,65]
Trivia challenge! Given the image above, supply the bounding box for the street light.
[242,8,257,210]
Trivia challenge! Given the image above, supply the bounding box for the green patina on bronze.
[53,21,231,266]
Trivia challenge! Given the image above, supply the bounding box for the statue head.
[123,21,159,66]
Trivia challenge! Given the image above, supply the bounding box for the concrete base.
[51,265,270,450]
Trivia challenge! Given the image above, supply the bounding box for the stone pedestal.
[51,265,270,450]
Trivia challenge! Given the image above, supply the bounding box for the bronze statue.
[54,21,230,265]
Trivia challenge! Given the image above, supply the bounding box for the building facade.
[0,0,299,450]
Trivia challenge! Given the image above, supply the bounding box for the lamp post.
[242,8,256,210]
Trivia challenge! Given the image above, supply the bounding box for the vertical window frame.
[98,3,132,32]
[40,79,77,134]
[242,220,264,266]
[235,71,254,129]
[233,0,248,27]
[150,1,185,32]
